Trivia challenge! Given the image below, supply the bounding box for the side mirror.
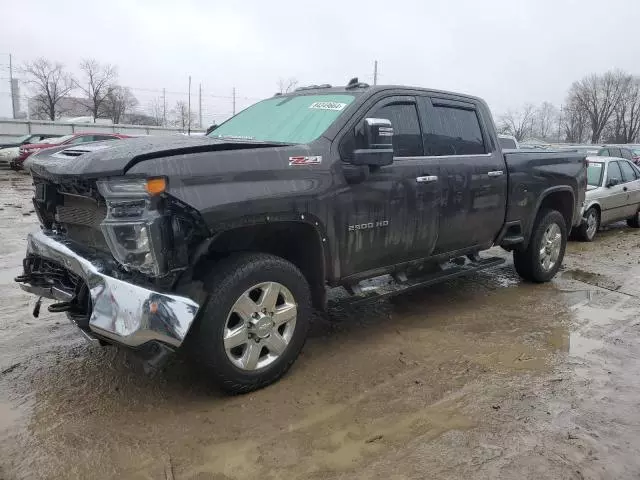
[351,118,394,167]
[607,178,620,188]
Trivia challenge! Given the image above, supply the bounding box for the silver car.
[576,156,640,241]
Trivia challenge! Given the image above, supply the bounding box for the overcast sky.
[1,0,640,124]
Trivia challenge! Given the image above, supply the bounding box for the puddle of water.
[0,401,22,431]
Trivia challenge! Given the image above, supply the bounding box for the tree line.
[21,57,196,128]
[499,70,640,145]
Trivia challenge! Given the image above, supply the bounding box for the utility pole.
[232,87,236,116]
[187,76,192,135]
[162,88,166,127]
[373,60,378,86]
[9,54,15,119]
[198,83,202,128]
[557,105,563,142]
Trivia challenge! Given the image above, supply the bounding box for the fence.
[0,119,205,141]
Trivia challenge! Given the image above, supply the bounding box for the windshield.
[51,134,75,144]
[587,161,604,187]
[14,135,32,143]
[208,94,356,144]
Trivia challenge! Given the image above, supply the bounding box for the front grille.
[22,255,83,295]
[56,195,106,229]
[32,174,109,250]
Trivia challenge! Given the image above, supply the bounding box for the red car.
[11,132,131,170]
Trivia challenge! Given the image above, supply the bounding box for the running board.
[332,256,506,307]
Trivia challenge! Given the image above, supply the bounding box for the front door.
[335,96,440,278]
[600,161,628,223]
[418,96,507,254]
[618,159,640,217]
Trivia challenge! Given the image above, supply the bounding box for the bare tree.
[561,98,589,143]
[22,58,75,120]
[498,104,536,141]
[148,97,165,126]
[76,59,118,122]
[567,70,629,143]
[277,77,299,94]
[101,86,138,124]
[170,100,196,131]
[534,102,558,140]
[609,76,640,143]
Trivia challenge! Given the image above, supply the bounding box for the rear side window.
[620,160,638,182]
[499,137,517,149]
[609,148,622,157]
[424,105,485,156]
[620,148,633,160]
[607,161,622,183]
[598,149,610,156]
[369,103,423,157]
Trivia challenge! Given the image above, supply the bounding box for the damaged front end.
[16,173,203,352]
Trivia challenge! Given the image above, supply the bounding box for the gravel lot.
[1,169,640,480]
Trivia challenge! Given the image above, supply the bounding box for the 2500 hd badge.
[348,220,389,231]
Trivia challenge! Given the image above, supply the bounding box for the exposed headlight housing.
[97,177,168,277]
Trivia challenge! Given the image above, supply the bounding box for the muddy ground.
[1,169,640,480]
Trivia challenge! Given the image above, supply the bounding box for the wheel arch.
[191,220,329,311]
[524,187,575,249]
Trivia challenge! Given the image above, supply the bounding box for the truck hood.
[30,136,287,180]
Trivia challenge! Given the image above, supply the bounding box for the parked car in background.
[498,134,519,149]
[0,133,61,149]
[596,146,637,164]
[11,132,131,170]
[0,147,20,169]
[575,156,640,241]
[627,145,640,165]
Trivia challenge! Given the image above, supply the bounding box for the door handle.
[416,175,438,183]
[623,186,628,192]
[487,170,504,177]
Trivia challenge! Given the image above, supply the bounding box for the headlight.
[97,177,168,276]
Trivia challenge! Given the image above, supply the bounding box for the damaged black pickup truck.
[16,80,587,393]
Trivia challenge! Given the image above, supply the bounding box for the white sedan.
[0,147,19,168]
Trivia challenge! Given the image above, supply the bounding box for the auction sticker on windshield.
[308,102,347,111]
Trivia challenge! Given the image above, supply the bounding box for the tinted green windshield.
[587,161,604,186]
[209,94,355,144]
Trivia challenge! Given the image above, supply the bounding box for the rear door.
[601,161,628,222]
[619,160,640,216]
[418,97,507,254]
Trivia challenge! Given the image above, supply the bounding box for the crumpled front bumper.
[17,230,200,348]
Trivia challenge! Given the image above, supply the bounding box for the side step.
[333,255,506,308]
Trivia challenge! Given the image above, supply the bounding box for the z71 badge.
[289,156,322,166]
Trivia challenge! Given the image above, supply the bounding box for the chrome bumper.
[18,230,200,348]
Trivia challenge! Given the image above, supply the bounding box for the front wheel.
[627,209,640,228]
[187,252,311,394]
[577,207,600,241]
[513,209,567,283]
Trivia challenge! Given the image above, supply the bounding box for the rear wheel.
[577,207,600,241]
[187,252,311,394]
[513,209,567,283]
[627,209,640,228]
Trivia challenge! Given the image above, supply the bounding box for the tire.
[577,207,600,241]
[513,209,567,283]
[627,209,640,228]
[186,252,311,394]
